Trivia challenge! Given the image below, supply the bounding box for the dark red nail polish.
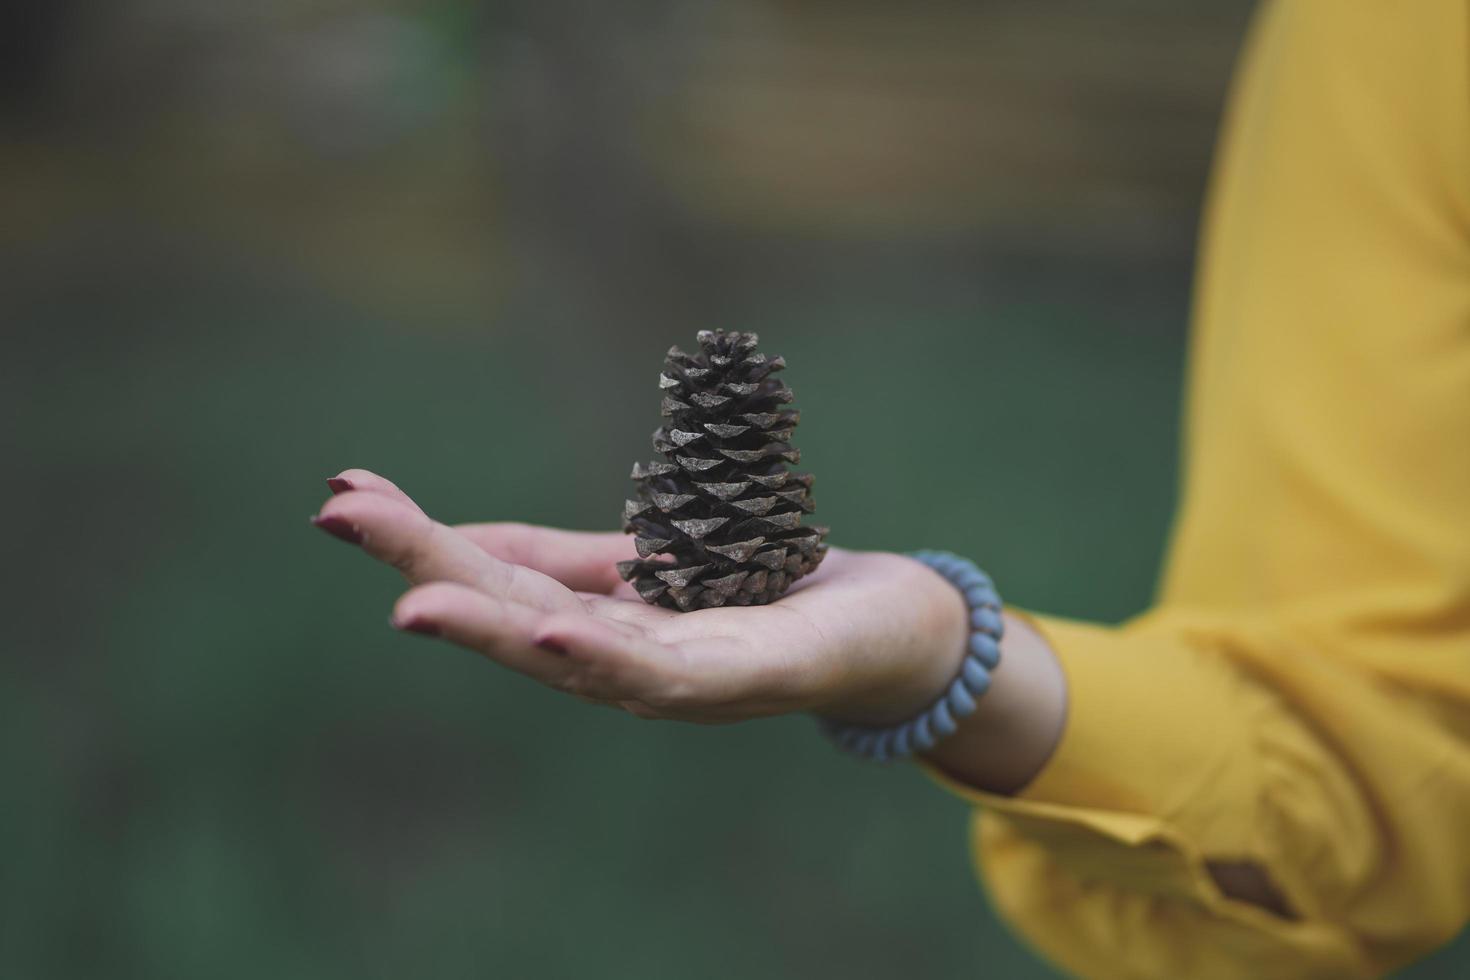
[326,477,354,495]
[534,636,568,655]
[394,615,440,637]
[311,514,362,544]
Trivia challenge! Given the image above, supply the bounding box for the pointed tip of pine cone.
[694,329,760,355]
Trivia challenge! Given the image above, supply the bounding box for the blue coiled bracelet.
[819,550,1003,762]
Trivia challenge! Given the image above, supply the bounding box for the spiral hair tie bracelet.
[819,551,1003,762]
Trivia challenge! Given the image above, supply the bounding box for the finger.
[392,582,577,688]
[454,523,637,595]
[531,613,798,719]
[529,611,690,706]
[326,468,423,512]
[395,584,655,703]
[314,491,581,614]
[579,594,819,717]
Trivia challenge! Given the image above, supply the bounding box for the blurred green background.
[4,1,1465,977]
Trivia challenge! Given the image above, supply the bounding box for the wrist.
[811,554,969,726]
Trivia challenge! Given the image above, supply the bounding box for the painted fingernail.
[310,514,362,544]
[393,615,440,637]
[534,636,568,655]
[326,477,354,495]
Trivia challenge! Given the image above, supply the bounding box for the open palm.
[313,469,966,725]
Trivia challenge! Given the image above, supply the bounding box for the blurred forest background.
[3,1,1464,977]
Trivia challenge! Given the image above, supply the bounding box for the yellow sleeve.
[937,2,1470,977]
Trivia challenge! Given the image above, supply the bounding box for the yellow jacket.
[932,2,1470,976]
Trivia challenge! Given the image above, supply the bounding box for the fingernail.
[326,477,354,495]
[393,614,440,637]
[534,636,568,655]
[310,514,362,545]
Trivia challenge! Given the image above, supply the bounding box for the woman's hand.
[312,469,970,726]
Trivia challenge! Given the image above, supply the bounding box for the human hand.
[311,469,969,726]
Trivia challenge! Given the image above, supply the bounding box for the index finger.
[314,491,584,614]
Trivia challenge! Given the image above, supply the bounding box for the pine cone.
[617,330,828,611]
